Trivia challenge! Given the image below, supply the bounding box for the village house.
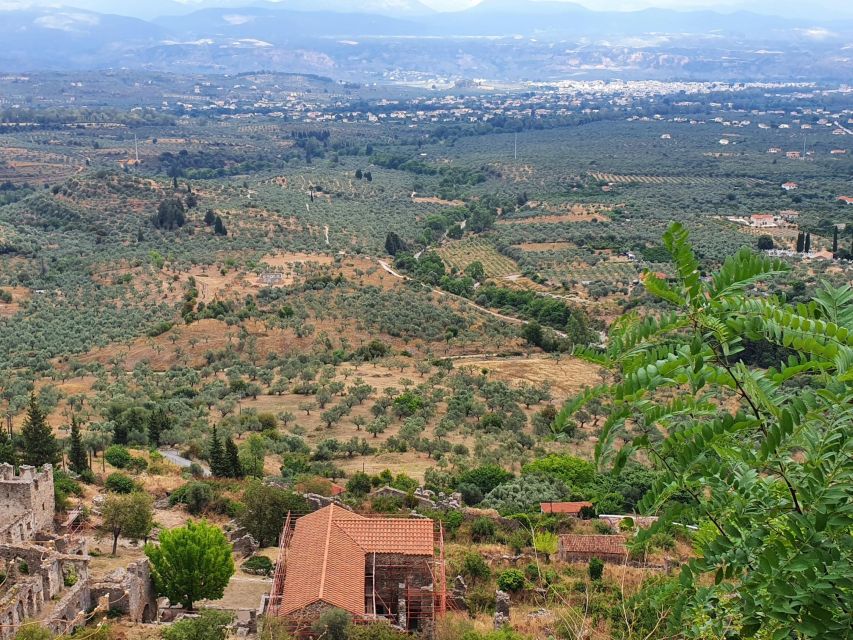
[269,505,441,637]
[749,214,778,228]
[781,181,798,191]
[558,535,628,564]
[540,501,593,517]
[837,196,853,205]
[786,151,801,159]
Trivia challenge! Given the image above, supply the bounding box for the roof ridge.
[317,503,336,600]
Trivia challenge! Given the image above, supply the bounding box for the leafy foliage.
[564,222,853,638]
[145,520,235,610]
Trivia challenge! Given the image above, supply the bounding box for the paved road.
[159,449,211,477]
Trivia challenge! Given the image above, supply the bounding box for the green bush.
[458,482,484,506]
[127,456,149,474]
[521,454,595,487]
[349,623,410,640]
[162,610,233,640]
[457,464,513,494]
[242,555,273,576]
[470,517,496,542]
[506,529,530,554]
[104,445,132,469]
[588,557,604,581]
[311,608,350,640]
[465,585,497,615]
[497,569,526,592]
[104,472,136,494]
[170,481,214,515]
[482,475,570,515]
[461,551,490,581]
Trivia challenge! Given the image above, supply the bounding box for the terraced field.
[437,238,519,277]
[590,172,763,187]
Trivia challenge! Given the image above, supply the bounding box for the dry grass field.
[456,355,602,397]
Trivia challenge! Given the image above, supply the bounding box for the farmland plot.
[437,238,519,277]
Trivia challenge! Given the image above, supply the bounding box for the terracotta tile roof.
[279,504,433,616]
[559,534,628,556]
[336,518,434,555]
[540,501,593,514]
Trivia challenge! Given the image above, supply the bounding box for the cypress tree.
[112,414,129,446]
[0,429,16,466]
[148,408,168,448]
[214,216,227,236]
[225,437,243,478]
[68,414,88,474]
[804,233,811,253]
[833,226,838,254]
[795,232,804,253]
[209,426,226,477]
[21,394,59,467]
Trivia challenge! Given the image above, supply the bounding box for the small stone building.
[558,535,628,564]
[270,505,439,637]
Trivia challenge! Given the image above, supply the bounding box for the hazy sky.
[1,0,850,18]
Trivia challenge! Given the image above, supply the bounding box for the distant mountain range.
[0,1,851,81]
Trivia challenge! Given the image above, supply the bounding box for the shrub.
[349,623,410,640]
[457,464,513,494]
[63,565,78,587]
[371,495,403,513]
[242,555,273,576]
[127,457,149,474]
[458,482,483,506]
[532,530,559,562]
[497,569,526,592]
[470,517,496,542]
[13,625,53,640]
[104,445,132,469]
[465,586,496,616]
[345,471,372,496]
[592,520,613,534]
[588,557,604,581]
[521,455,595,487]
[506,529,530,554]
[311,608,351,640]
[104,472,135,494]
[161,610,233,640]
[461,551,490,581]
[482,475,570,515]
[170,481,214,515]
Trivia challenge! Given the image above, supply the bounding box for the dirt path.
[377,259,565,336]
[324,224,330,245]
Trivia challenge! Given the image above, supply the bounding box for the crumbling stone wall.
[0,464,55,543]
[90,559,157,623]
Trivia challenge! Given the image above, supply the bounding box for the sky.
[0,0,850,18]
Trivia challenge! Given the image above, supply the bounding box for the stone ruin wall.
[0,464,55,544]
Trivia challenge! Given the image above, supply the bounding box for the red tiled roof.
[279,504,433,616]
[560,534,628,556]
[540,501,593,514]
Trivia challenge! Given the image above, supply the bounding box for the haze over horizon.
[1,0,852,19]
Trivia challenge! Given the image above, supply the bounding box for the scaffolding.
[267,510,446,638]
